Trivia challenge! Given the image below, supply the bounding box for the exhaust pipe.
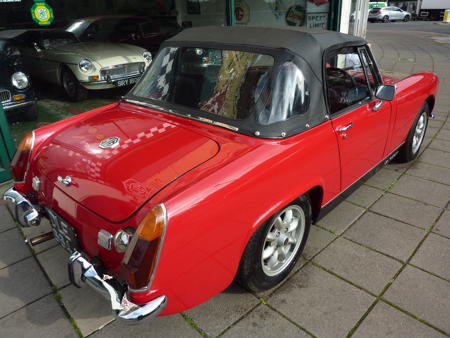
[27,232,54,246]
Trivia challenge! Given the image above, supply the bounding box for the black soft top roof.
[164,26,367,76]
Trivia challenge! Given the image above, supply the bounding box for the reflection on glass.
[132,47,274,121]
[234,0,329,29]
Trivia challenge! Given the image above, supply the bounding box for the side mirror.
[375,84,395,101]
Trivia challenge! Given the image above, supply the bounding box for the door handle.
[373,100,383,112]
[337,122,354,132]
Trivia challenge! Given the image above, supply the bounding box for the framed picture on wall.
[187,0,201,14]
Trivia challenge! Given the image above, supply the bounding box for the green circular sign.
[31,2,54,26]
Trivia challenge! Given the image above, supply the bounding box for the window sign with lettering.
[234,0,330,30]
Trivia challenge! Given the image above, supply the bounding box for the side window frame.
[357,46,379,98]
[323,47,372,117]
[361,45,383,85]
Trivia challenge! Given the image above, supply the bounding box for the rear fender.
[134,121,340,315]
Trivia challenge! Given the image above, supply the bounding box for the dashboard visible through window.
[325,49,372,114]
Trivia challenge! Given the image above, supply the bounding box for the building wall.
[340,0,369,37]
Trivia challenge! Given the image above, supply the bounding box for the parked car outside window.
[368,6,412,22]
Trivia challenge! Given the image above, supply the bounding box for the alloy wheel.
[412,111,427,155]
[261,205,306,277]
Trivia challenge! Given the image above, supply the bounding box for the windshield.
[39,32,78,49]
[131,47,274,121]
[66,20,89,34]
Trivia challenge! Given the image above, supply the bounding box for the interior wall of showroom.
[176,0,367,38]
[180,0,344,31]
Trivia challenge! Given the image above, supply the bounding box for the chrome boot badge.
[99,137,120,149]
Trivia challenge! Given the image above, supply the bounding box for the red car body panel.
[14,67,438,315]
[330,99,391,189]
[34,104,219,223]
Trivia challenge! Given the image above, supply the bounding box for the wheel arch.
[306,185,324,223]
[425,95,435,115]
[58,64,71,84]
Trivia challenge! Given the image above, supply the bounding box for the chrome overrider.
[68,252,167,321]
[3,187,41,227]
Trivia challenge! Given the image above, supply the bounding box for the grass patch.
[180,313,209,337]
[9,97,114,145]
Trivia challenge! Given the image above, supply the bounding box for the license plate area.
[45,208,80,253]
[114,76,139,87]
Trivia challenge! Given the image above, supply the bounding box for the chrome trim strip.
[123,98,239,132]
[100,63,143,71]
[68,252,167,321]
[3,100,34,111]
[79,74,141,84]
[128,203,167,293]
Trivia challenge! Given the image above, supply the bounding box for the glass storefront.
[1,0,341,31]
[233,0,332,30]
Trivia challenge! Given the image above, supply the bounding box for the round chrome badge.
[99,137,120,149]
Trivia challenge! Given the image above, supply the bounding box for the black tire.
[403,15,410,22]
[383,15,390,23]
[22,103,38,121]
[235,195,312,292]
[61,68,88,102]
[397,102,429,163]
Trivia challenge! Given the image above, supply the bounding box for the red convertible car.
[4,27,438,321]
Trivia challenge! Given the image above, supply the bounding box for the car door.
[392,7,402,19]
[384,7,395,19]
[325,47,391,190]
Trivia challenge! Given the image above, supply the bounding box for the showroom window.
[233,0,331,30]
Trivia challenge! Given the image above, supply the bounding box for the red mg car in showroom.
[4,26,438,321]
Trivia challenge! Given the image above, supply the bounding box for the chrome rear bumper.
[3,187,41,227]
[68,252,167,321]
[3,188,166,322]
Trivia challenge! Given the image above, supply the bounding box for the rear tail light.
[10,131,34,182]
[121,204,166,291]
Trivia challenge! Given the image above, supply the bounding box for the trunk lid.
[36,104,219,222]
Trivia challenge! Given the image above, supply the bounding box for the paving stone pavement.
[0,24,449,337]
